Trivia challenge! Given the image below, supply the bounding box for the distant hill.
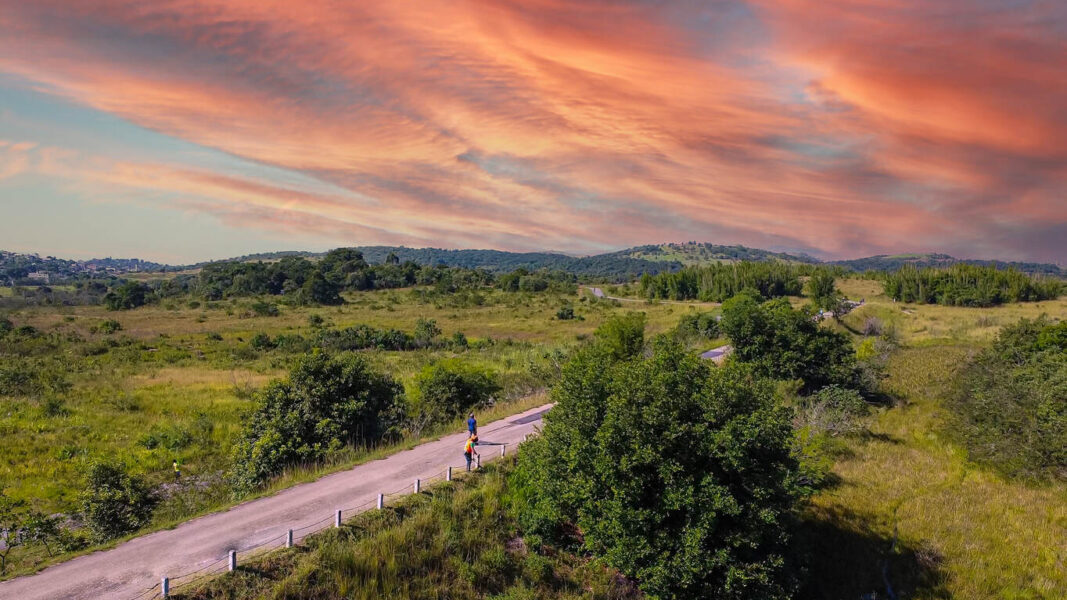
[0,250,167,285]
[602,242,820,266]
[352,246,681,279]
[830,253,1064,277]
[4,245,1062,285]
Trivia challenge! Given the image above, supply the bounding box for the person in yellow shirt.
[464,435,479,471]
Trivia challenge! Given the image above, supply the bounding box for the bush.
[0,318,12,336]
[81,460,156,541]
[451,331,469,349]
[950,317,1067,479]
[93,319,123,334]
[512,339,803,599]
[230,352,406,493]
[795,385,869,436]
[414,318,442,348]
[555,305,575,320]
[720,295,859,394]
[249,300,279,317]
[412,359,501,428]
[593,313,646,360]
[103,281,152,310]
[674,310,720,341]
[249,332,275,350]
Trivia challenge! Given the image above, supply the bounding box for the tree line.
[637,261,840,302]
[880,264,1063,306]
[98,249,582,310]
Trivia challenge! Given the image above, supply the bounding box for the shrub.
[81,460,156,541]
[555,305,575,320]
[249,300,279,317]
[230,352,406,493]
[94,319,123,334]
[593,313,645,360]
[0,318,12,336]
[412,359,501,428]
[795,385,869,436]
[451,331,469,349]
[674,310,720,341]
[249,332,275,350]
[512,339,802,599]
[103,281,152,310]
[414,318,442,348]
[950,317,1067,479]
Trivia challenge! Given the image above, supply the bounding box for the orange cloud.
[0,0,1063,261]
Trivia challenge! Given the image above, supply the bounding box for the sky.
[0,0,1064,264]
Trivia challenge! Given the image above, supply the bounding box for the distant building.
[27,272,50,284]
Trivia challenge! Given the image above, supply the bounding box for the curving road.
[0,403,552,600]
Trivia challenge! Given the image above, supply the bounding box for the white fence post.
[523,433,529,442]
[414,478,421,494]
[286,529,293,548]
[335,509,342,528]
[501,444,506,458]
[161,576,169,598]
[377,493,384,509]
[446,466,452,482]
[228,549,236,572]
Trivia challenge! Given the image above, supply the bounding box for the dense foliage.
[612,242,818,265]
[638,262,819,302]
[831,253,1064,277]
[881,264,1062,306]
[355,245,680,279]
[80,461,157,541]
[411,359,501,431]
[513,324,803,599]
[719,295,859,394]
[950,317,1067,480]
[230,352,406,493]
[805,271,842,314]
[673,310,720,342]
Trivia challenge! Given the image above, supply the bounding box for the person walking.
[464,434,479,471]
[467,412,477,436]
[172,459,180,482]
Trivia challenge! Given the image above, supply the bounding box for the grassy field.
[0,287,692,577]
[792,278,1067,599]
[173,462,638,600]
[3,275,1065,597]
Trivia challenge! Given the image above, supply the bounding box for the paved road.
[0,404,552,600]
[699,345,732,364]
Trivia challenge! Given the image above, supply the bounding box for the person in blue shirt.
[467,412,477,437]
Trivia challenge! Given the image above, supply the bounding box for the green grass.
[800,345,1067,599]
[0,287,686,578]
[175,463,637,600]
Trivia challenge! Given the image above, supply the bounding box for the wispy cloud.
[0,0,1063,261]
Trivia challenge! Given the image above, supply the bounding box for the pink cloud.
[0,0,1063,261]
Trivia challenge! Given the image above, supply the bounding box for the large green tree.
[513,338,802,599]
[719,295,858,393]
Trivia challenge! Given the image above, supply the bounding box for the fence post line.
[162,576,170,598]
[414,478,421,494]
[286,529,293,548]
[476,453,481,469]
[446,466,452,482]
[228,549,236,572]
[377,493,384,509]
[501,444,506,458]
[335,509,342,528]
